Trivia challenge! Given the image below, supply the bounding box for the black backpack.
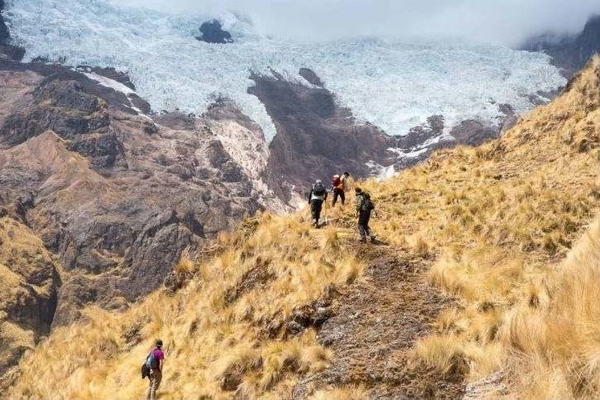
[313,182,326,196]
[141,362,150,379]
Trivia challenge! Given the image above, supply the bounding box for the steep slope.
[0,59,283,378]
[0,214,59,382]
[3,57,598,399]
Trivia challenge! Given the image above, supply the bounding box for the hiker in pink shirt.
[146,338,165,400]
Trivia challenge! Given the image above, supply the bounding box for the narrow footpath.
[293,236,466,399]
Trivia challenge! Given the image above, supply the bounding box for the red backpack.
[332,174,341,186]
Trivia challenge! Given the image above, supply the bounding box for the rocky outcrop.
[251,68,523,183]
[195,20,233,44]
[0,60,277,339]
[392,106,514,169]
[521,14,600,77]
[0,215,60,379]
[298,68,324,87]
[249,69,396,199]
[75,65,136,90]
[0,78,125,171]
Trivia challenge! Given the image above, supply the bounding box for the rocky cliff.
[0,58,281,378]
[250,69,397,199]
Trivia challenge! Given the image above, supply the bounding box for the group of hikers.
[140,174,376,399]
[307,171,377,243]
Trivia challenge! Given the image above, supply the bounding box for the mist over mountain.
[110,0,599,46]
[521,14,600,77]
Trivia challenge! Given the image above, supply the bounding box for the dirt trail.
[293,237,465,399]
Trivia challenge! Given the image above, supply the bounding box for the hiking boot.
[359,237,366,243]
[370,236,377,243]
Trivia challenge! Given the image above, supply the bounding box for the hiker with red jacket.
[146,339,165,400]
[331,172,350,207]
[308,179,328,227]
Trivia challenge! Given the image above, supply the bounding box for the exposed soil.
[293,241,466,399]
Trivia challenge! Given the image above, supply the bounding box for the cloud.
[111,0,599,46]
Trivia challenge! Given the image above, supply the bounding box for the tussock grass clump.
[498,217,600,399]
[412,56,600,397]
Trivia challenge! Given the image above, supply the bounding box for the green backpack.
[361,193,375,211]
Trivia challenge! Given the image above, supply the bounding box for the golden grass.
[497,217,600,399]
[309,385,368,400]
[411,56,600,397]
[4,210,360,399]
[4,57,600,399]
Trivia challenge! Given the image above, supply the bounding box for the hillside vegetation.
[3,56,599,399]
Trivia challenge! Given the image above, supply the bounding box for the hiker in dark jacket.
[308,179,328,227]
[355,187,376,242]
[332,172,350,207]
[146,339,165,400]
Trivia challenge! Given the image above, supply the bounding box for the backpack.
[313,182,326,196]
[361,193,375,211]
[146,350,158,369]
[332,174,341,187]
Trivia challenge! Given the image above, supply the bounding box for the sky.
[110,0,600,46]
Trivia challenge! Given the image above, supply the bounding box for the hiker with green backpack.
[143,338,165,400]
[355,187,376,243]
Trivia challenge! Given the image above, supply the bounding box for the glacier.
[4,0,567,141]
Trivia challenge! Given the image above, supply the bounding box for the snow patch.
[82,72,135,95]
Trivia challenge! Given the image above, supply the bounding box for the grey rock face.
[249,69,396,198]
[520,14,600,78]
[299,68,324,87]
[0,0,25,61]
[0,62,270,339]
[195,20,233,44]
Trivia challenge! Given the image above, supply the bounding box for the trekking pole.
[323,194,329,226]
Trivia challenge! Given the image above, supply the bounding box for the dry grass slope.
[4,211,363,399]
[4,56,600,399]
